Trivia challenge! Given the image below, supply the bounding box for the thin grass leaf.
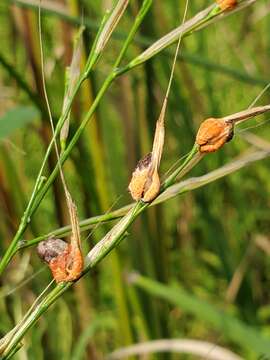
[18,148,270,250]
[94,0,129,55]
[0,106,39,140]
[130,273,270,355]
[106,339,242,360]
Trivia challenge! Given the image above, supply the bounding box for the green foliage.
[0,1,270,359]
[0,106,39,140]
[132,274,270,356]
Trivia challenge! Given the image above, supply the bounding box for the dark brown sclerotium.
[136,152,152,170]
[37,237,68,264]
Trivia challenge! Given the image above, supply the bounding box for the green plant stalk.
[11,0,266,86]
[161,145,200,190]
[3,9,105,265]
[120,0,257,74]
[16,147,270,251]
[17,144,199,252]
[0,139,198,357]
[1,1,266,356]
[0,204,142,358]
[0,76,84,275]
[0,0,129,275]
[0,1,153,352]
[1,0,257,275]
[0,0,152,273]
[21,0,152,218]
[63,4,152,347]
[1,1,262,349]
[1,283,68,358]
[2,147,270,357]
[2,343,23,360]
[8,0,215,227]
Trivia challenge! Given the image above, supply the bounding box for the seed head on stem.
[37,198,83,283]
[129,0,190,202]
[196,105,270,153]
[196,118,234,153]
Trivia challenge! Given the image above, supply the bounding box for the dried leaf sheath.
[60,26,84,148]
[223,105,270,125]
[151,103,166,171]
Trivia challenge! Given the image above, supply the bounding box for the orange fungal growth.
[128,153,160,203]
[37,237,83,283]
[196,118,234,153]
[216,0,237,11]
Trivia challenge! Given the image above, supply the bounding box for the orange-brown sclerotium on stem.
[196,118,234,153]
[128,152,160,203]
[216,0,237,11]
[37,237,83,283]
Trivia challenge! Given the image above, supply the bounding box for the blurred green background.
[0,1,270,359]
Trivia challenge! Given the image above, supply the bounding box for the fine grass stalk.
[0,0,133,275]
[0,0,258,274]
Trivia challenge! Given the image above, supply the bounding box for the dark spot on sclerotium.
[37,237,68,263]
[136,152,152,170]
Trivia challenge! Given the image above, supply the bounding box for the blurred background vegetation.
[0,0,270,359]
